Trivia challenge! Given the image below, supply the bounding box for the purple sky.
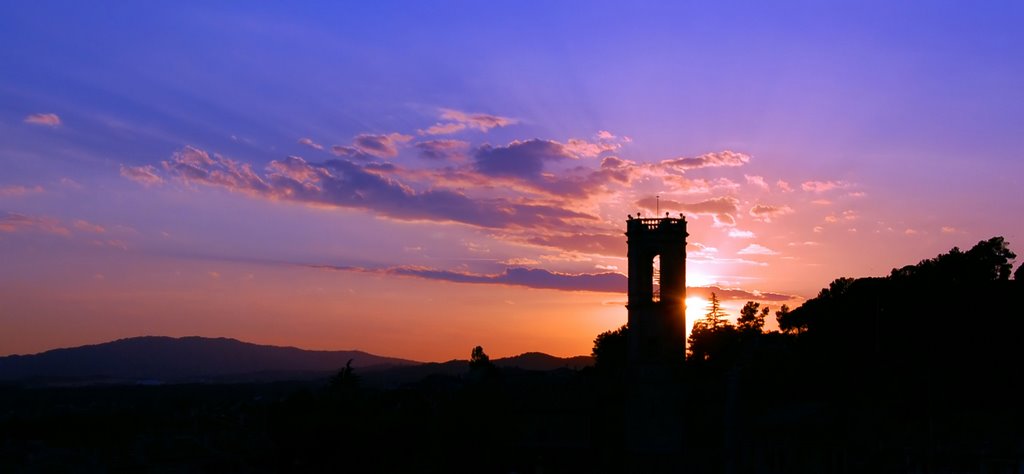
[2,2,1022,360]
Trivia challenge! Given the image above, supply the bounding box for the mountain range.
[0,336,593,386]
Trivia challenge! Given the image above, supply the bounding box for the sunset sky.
[2,2,1022,360]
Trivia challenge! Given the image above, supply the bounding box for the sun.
[684,296,707,339]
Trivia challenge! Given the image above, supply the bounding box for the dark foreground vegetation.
[2,237,1023,472]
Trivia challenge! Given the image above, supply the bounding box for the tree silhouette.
[592,324,628,373]
[328,359,360,398]
[703,292,730,329]
[469,345,493,371]
[737,301,768,332]
[774,304,793,333]
[688,293,740,364]
[1016,262,1024,282]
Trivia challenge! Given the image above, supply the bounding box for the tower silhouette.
[626,214,688,364]
[624,214,688,465]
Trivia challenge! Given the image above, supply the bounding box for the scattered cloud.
[312,262,795,300]
[657,150,750,171]
[72,220,106,233]
[419,108,516,135]
[316,264,625,293]
[728,228,756,239]
[415,139,470,161]
[776,180,793,192]
[59,178,83,189]
[297,137,323,150]
[745,175,769,190]
[120,164,164,186]
[0,185,44,197]
[637,196,739,226]
[749,204,794,222]
[475,139,575,179]
[562,138,621,158]
[501,257,540,266]
[352,133,412,158]
[155,145,595,230]
[802,180,850,193]
[0,212,71,236]
[941,226,958,234]
[737,244,778,256]
[687,285,796,302]
[24,113,61,126]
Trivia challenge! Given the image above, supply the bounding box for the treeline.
[593,236,1024,471]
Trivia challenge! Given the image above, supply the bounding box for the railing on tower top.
[630,217,683,230]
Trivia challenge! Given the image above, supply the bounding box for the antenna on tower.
[656,195,660,215]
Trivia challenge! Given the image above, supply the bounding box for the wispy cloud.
[415,139,470,161]
[120,165,164,186]
[737,244,778,256]
[0,212,71,236]
[297,137,323,150]
[656,150,750,171]
[310,262,797,300]
[352,133,412,158]
[24,113,61,127]
[637,196,739,225]
[745,175,769,190]
[728,228,756,239]
[475,139,576,179]
[72,220,106,233]
[749,204,794,222]
[802,180,850,193]
[314,264,624,292]
[0,185,44,197]
[419,108,516,135]
[146,146,596,230]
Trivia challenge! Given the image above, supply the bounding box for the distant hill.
[496,352,593,371]
[0,337,593,386]
[0,336,419,384]
[362,351,595,388]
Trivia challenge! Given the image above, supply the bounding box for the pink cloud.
[657,150,750,171]
[297,137,323,150]
[415,139,470,161]
[419,108,517,135]
[749,204,794,222]
[352,133,412,158]
[745,175,769,190]
[24,113,61,126]
[73,220,106,233]
[0,185,44,197]
[119,165,164,186]
[728,228,756,239]
[637,196,740,226]
[0,212,71,236]
[737,244,778,256]
[801,180,850,193]
[157,145,596,231]
[562,138,621,158]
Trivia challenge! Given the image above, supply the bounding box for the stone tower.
[624,214,688,463]
[626,215,688,365]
